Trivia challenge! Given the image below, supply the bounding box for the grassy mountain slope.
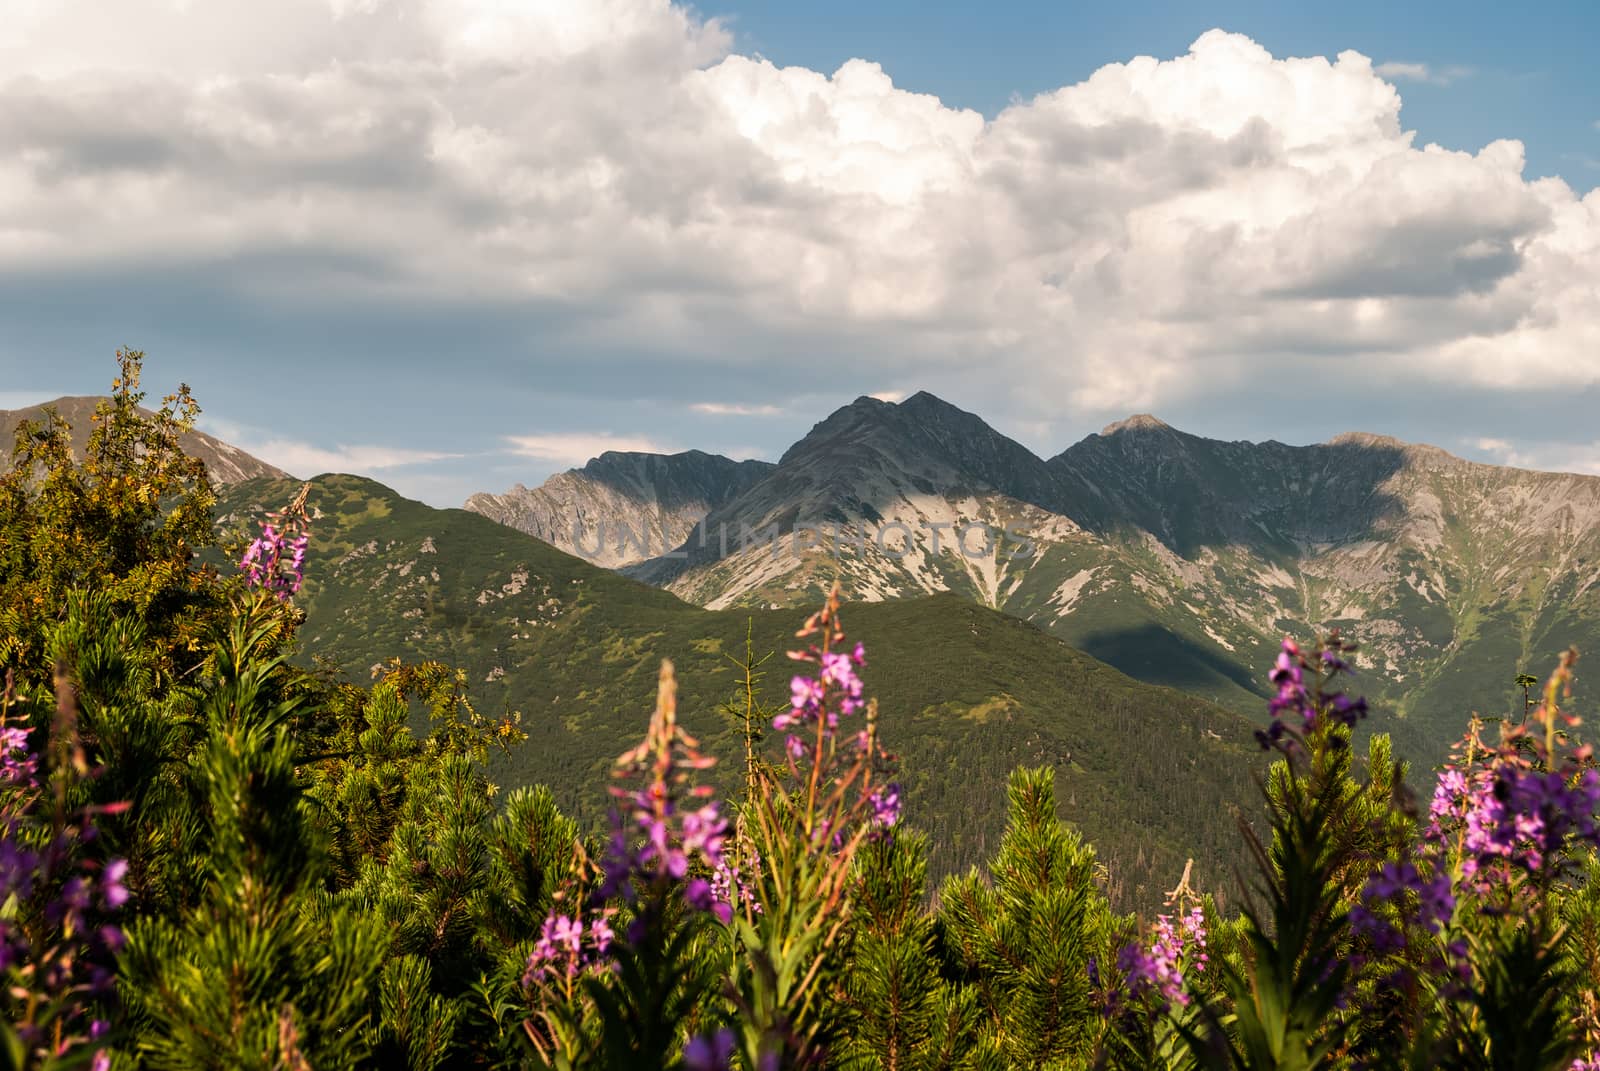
[219,474,1267,910]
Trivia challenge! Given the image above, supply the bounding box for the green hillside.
[218,474,1267,910]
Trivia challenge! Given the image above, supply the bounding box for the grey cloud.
[1272,230,1527,300]
[2,11,1598,496]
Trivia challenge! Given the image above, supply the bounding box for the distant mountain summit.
[628,391,1075,610]
[464,449,774,568]
[461,391,1600,766]
[0,396,289,485]
[1098,413,1173,436]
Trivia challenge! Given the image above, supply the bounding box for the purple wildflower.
[1119,907,1208,1010]
[869,783,901,830]
[1268,638,1312,724]
[1428,769,1469,837]
[102,859,129,909]
[1434,762,1600,880]
[1256,633,1367,751]
[684,1028,736,1071]
[524,910,614,986]
[0,700,129,1067]
[710,844,762,922]
[0,726,36,785]
[595,662,727,919]
[684,878,718,915]
[778,639,867,743]
[776,598,898,850]
[239,499,312,600]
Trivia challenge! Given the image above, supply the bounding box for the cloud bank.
[4,0,1599,496]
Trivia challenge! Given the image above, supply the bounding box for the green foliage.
[1186,759,1356,1071]
[1562,852,1600,1054]
[576,899,726,1071]
[1431,916,1582,1071]
[840,831,999,1071]
[119,618,385,1069]
[1176,716,1415,1070]
[938,767,1116,1069]
[0,351,220,691]
[725,815,852,1068]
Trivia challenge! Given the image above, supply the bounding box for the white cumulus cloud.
[209,433,462,478]
[1468,436,1600,476]
[504,433,675,465]
[2,2,1597,449]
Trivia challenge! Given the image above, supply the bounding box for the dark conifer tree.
[938,767,1116,1068]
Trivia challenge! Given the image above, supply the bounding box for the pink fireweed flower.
[777,676,825,731]
[239,487,313,600]
[1429,669,1600,885]
[596,661,728,917]
[818,651,864,715]
[101,859,129,910]
[240,526,309,598]
[1459,768,1600,877]
[0,701,129,1064]
[681,804,726,861]
[1268,639,1309,714]
[1428,769,1469,837]
[775,586,900,857]
[523,911,613,986]
[0,725,36,786]
[868,783,901,830]
[1118,907,1208,1010]
[1256,633,1367,752]
[710,844,762,921]
[779,639,867,742]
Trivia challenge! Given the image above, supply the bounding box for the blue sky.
[3,0,1599,505]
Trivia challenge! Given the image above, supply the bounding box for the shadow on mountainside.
[1049,431,1417,562]
[1071,622,1267,714]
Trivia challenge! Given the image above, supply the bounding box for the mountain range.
[6,392,1266,909]
[214,473,1263,913]
[467,391,1600,767]
[18,387,1597,905]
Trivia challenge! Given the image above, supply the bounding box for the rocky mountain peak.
[897,390,969,418]
[463,447,774,568]
[0,395,290,485]
[776,397,898,467]
[1099,413,1173,436]
[774,390,1064,512]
